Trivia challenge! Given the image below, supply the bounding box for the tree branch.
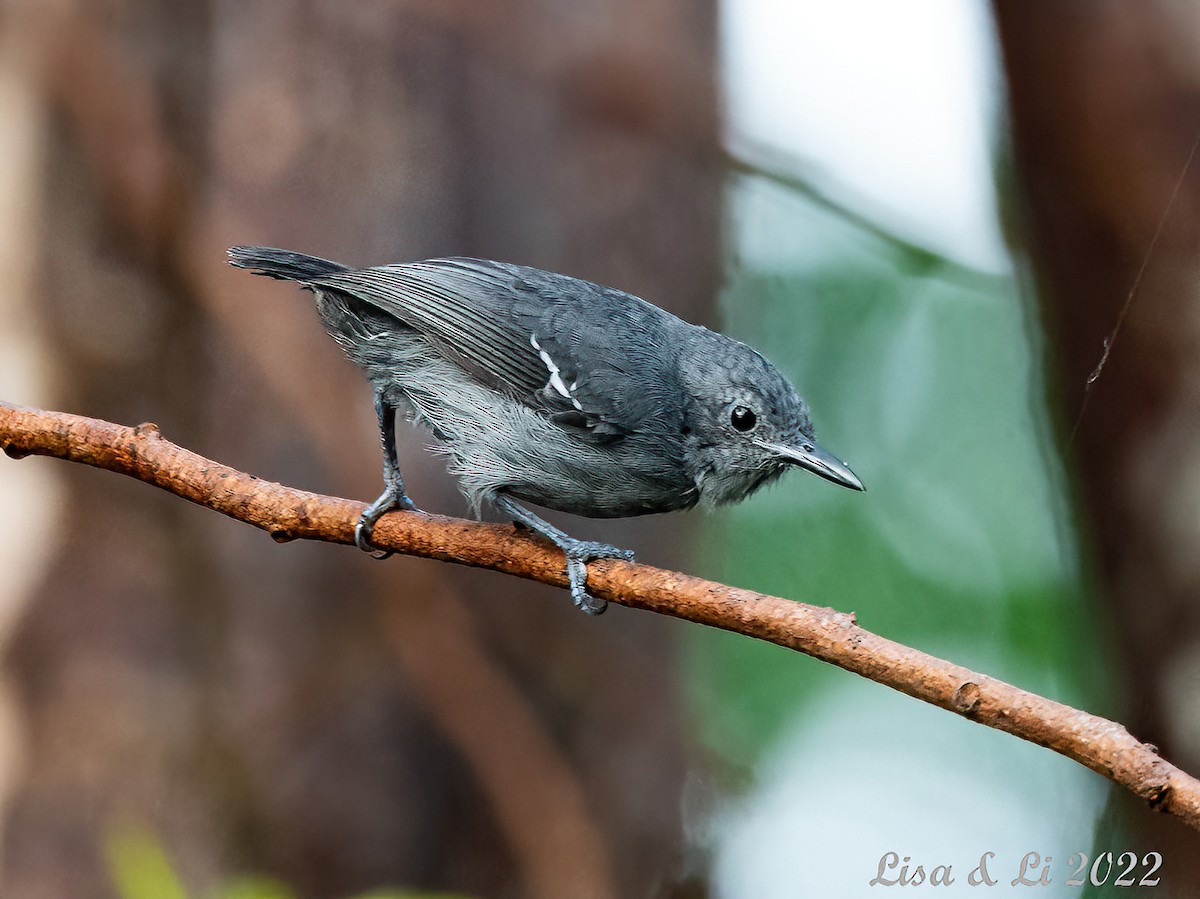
[3,400,1199,833]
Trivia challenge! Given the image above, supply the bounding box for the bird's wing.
[309,258,679,440]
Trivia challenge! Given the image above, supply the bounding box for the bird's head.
[679,328,863,506]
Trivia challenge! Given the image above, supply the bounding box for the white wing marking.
[530,334,584,411]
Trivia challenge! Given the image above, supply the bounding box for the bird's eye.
[730,405,757,432]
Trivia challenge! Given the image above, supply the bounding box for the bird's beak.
[763,440,865,491]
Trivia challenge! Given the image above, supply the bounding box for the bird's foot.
[355,487,417,560]
[558,538,636,616]
[491,496,633,615]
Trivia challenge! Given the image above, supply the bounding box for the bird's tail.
[227,246,349,282]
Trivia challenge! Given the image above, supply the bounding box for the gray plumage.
[229,246,863,613]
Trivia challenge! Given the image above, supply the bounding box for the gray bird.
[229,246,863,614]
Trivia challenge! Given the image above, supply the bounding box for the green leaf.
[106,827,189,899]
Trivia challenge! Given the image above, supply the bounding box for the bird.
[228,246,864,614]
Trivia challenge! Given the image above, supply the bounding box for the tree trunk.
[993,0,1200,875]
[1,1,720,896]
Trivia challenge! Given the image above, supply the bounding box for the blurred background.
[1,0,1199,896]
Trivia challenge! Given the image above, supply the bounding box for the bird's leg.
[355,391,417,559]
[492,495,634,615]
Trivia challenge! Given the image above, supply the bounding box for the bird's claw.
[493,495,632,616]
[354,518,393,559]
[355,490,417,561]
[560,539,636,616]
